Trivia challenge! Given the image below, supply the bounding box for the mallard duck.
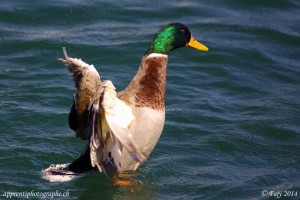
[58,23,208,175]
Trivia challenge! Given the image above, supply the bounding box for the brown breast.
[135,55,167,111]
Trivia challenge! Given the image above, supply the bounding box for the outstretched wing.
[58,55,101,140]
[59,50,146,173]
[89,81,146,173]
[101,81,147,163]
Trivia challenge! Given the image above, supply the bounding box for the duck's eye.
[180,29,186,34]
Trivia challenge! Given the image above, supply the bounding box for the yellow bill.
[186,35,208,51]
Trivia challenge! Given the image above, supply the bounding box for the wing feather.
[101,81,147,163]
[59,51,146,173]
[89,81,146,173]
[58,55,101,140]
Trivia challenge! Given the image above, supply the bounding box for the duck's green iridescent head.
[146,23,208,55]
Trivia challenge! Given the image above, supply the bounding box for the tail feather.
[67,144,96,173]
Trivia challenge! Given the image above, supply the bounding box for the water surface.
[0,0,300,199]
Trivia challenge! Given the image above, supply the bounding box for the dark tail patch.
[67,145,96,173]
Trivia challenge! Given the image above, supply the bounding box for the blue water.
[1,0,300,199]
